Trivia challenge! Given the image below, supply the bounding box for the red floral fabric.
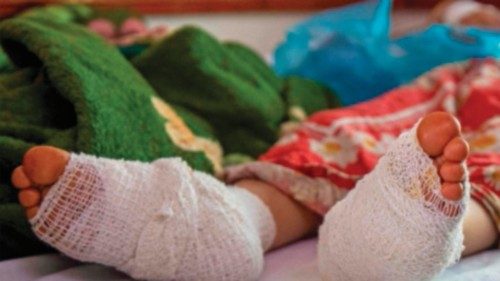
[226,59,500,236]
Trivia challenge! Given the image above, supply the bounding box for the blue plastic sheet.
[273,0,500,106]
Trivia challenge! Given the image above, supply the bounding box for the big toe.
[22,146,70,186]
[417,112,461,157]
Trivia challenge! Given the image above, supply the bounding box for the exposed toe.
[443,137,469,162]
[22,146,70,186]
[26,206,39,220]
[15,146,70,220]
[441,182,463,201]
[18,188,41,208]
[439,162,465,182]
[11,166,31,189]
[417,112,468,204]
[417,112,461,157]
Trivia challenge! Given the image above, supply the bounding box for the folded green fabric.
[133,27,341,157]
[0,12,222,165]
[223,42,283,94]
[0,68,37,90]
[0,48,13,73]
[282,76,341,121]
[0,8,222,260]
[133,26,286,156]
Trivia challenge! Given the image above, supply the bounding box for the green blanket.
[0,5,340,260]
[0,6,220,259]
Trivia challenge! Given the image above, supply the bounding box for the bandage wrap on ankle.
[30,154,275,281]
[318,125,469,281]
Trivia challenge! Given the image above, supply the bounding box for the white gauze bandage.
[317,124,469,281]
[30,154,276,281]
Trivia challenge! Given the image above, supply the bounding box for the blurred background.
[1,0,499,16]
[6,0,497,56]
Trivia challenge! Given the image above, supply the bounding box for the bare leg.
[11,146,321,250]
[317,112,484,281]
[235,179,499,254]
[235,179,322,250]
[13,148,279,280]
[237,178,499,254]
[462,199,497,256]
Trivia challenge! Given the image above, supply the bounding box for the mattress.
[1,238,499,281]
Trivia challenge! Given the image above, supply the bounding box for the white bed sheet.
[261,239,500,281]
[1,238,499,281]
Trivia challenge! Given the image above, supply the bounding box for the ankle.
[235,179,321,250]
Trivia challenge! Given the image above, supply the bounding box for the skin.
[11,112,498,255]
[429,0,500,29]
[392,1,500,38]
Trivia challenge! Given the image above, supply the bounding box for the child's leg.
[11,145,322,280]
[236,178,497,253]
[12,147,278,280]
[235,179,322,249]
[462,199,498,256]
[11,149,322,251]
[316,112,497,281]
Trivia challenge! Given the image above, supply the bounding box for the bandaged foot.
[12,147,276,281]
[317,112,470,281]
